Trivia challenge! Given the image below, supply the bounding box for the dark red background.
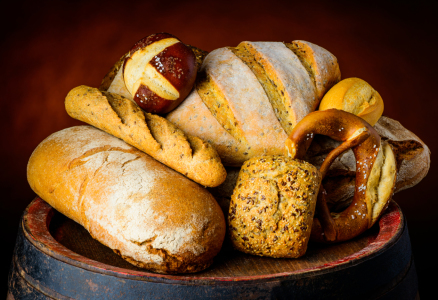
[2,0,437,297]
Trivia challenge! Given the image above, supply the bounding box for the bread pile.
[27,32,430,272]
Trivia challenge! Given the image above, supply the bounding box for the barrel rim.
[22,197,404,284]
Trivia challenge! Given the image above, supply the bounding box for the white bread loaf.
[166,40,341,166]
[27,126,226,274]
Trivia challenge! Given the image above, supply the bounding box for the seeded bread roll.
[167,40,341,166]
[65,85,227,187]
[229,156,321,258]
[27,126,226,274]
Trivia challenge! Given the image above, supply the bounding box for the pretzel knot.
[285,109,397,243]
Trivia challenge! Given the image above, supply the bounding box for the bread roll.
[229,156,321,258]
[99,45,208,99]
[167,40,341,166]
[27,126,226,274]
[318,78,384,126]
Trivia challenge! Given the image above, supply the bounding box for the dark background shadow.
[2,0,437,298]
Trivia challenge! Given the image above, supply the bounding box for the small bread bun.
[318,78,384,126]
[228,156,321,258]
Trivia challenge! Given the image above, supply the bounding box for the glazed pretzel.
[285,109,397,243]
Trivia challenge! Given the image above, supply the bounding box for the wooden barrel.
[8,197,418,299]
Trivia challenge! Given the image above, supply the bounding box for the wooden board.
[8,197,419,299]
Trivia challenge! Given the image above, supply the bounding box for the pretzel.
[285,109,397,243]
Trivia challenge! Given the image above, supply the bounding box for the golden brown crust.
[229,156,321,258]
[65,85,227,187]
[27,126,226,274]
[285,109,396,243]
[166,41,341,166]
[286,40,341,100]
[186,45,209,71]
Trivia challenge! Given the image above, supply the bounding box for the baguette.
[27,126,226,274]
[65,85,227,187]
[167,40,341,166]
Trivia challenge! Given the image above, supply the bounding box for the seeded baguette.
[167,40,341,166]
[27,126,226,274]
[65,85,227,187]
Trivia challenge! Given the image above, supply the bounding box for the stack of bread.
[27,32,430,273]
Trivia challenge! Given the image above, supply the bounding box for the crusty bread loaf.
[27,125,226,274]
[65,85,226,187]
[166,40,341,166]
[208,116,430,215]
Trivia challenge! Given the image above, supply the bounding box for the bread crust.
[229,156,321,257]
[166,41,341,166]
[27,126,226,274]
[286,40,341,100]
[200,47,289,156]
[65,85,227,187]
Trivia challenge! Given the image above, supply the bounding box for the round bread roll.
[318,77,384,126]
[229,156,321,258]
[123,33,197,114]
[27,125,226,274]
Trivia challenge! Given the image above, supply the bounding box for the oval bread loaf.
[166,40,341,166]
[27,125,226,274]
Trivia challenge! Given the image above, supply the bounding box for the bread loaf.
[166,40,341,166]
[65,85,227,187]
[27,126,226,274]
